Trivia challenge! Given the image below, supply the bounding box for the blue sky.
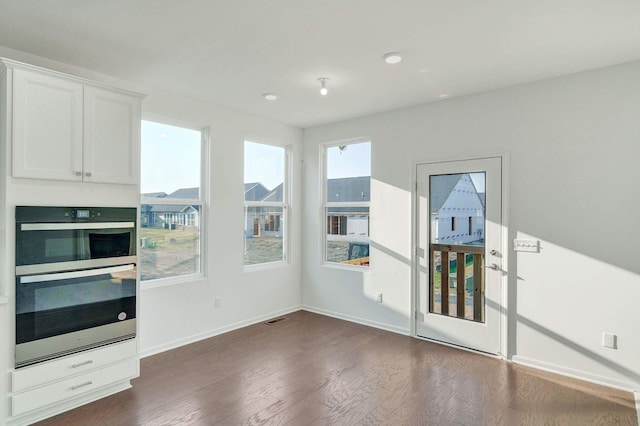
[244,141,284,190]
[141,120,201,194]
[327,141,371,179]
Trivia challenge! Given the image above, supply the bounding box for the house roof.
[260,183,283,202]
[142,192,167,198]
[244,182,269,202]
[327,176,370,203]
[166,187,199,199]
[429,174,463,213]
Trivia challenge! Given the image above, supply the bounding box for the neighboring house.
[143,188,200,229]
[140,192,166,227]
[245,183,284,238]
[430,174,484,245]
[326,176,370,240]
[244,182,269,201]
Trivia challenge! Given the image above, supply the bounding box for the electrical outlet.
[376,292,383,303]
[215,297,222,308]
[602,332,616,349]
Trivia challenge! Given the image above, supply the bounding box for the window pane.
[244,206,284,265]
[325,141,371,267]
[244,141,287,267]
[244,141,284,202]
[141,120,203,281]
[141,121,200,196]
[140,204,201,281]
[326,207,370,266]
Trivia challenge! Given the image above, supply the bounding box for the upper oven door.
[16,221,136,275]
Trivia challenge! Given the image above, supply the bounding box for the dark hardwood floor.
[36,311,637,425]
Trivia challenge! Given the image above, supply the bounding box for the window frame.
[243,141,291,271]
[321,138,371,270]
[139,118,209,288]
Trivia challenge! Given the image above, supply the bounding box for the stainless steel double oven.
[15,206,137,368]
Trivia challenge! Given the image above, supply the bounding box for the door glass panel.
[429,173,485,322]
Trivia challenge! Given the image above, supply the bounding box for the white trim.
[512,355,637,393]
[140,273,205,290]
[635,392,640,426]
[321,261,369,272]
[139,305,302,358]
[325,201,371,208]
[302,305,410,336]
[415,334,505,360]
[243,260,288,273]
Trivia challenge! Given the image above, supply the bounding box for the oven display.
[76,209,90,218]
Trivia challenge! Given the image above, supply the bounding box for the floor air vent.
[264,317,287,325]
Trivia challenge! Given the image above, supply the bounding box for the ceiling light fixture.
[262,93,278,101]
[318,77,329,96]
[382,52,402,65]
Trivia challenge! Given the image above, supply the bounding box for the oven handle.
[20,222,135,231]
[19,264,136,284]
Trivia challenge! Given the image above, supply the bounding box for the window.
[452,216,456,231]
[244,141,289,266]
[324,141,371,267]
[140,120,205,283]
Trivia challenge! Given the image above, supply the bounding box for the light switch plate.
[513,239,539,253]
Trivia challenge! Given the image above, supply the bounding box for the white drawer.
[12,357,137,416]
[12,339,137,392]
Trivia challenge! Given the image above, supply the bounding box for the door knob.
[484,263,499,270]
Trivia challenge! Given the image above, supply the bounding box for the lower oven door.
[15,264,136,368]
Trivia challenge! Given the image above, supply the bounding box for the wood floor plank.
[34,311,637,426]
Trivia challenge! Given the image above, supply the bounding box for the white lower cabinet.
[10,340,138,420]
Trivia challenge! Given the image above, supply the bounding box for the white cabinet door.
[12,69,84,181]
[83,86,140,185]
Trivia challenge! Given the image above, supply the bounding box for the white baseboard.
[302,305,410,336]
[140,305,302,358]
[512,355,637,394]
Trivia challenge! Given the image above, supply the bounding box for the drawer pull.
[71,381,93,390]
[71,360,94,368]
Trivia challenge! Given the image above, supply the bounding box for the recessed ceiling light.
[262,93,278,101]
[438,93,449,99]
[382,52,402,65]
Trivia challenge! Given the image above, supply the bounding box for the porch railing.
[430,244,484,322]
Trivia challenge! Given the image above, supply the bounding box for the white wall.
[302,60,640,391]
[0,45,303,422]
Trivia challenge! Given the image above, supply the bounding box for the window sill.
[322,262,370,273]
[243,260,289,273]
[141,273,205,290]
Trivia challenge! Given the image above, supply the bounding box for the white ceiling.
[1,1,640,128]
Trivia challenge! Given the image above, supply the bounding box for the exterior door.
[416,157,503,354]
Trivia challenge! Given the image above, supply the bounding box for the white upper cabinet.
[12,68,84,181]
[83,86,139,184]
[5,60,143,185]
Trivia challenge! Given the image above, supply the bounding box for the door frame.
[411,153,510,359]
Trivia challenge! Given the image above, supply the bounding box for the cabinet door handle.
[71,381,93,390]
[71,360,93,368]
[85,172,92,177]
[75,171,82,176]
